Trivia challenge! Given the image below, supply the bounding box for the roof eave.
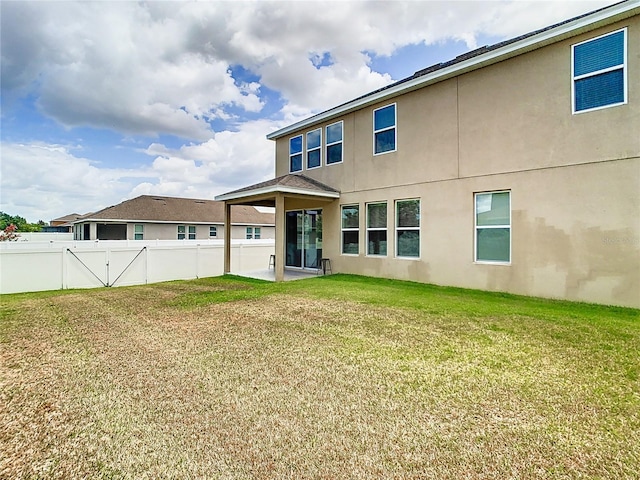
[266,1,638,140]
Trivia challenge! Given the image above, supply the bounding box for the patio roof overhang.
[215,174,340,281]
[215,174,340,206]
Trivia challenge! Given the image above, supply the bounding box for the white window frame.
[177,225,186,240]
[341,204,360,256]
[474,191,511,265]
[289,134,303,173]
[188,225,196,240]
[366,202,387,257]
[134,224,144,240]
[571,28,627,114]
[209,226,217,238]
[395,199,420,259]
[325,121,343,165]
[373,103,397,155]
[306,128,322,169]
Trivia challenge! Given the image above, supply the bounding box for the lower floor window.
[475,191,511,263]
[134,224,144,240]
[209,226,217,237]
[367,202,387,256]
[341,205,359,254]
[246,227,261,239]
[178,225,196,240]
[396,199,420,258]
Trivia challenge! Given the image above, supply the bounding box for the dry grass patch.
[1,276,639,479]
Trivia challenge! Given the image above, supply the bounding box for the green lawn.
[1,274,638,479]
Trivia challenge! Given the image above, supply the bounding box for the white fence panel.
[0,240,274,294]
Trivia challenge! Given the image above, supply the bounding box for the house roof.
[75,195,275,225]
[267,0,638,140]
[215,174,340,203]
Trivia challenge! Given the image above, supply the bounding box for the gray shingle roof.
[78,195,274,225]
[220,174,339,198]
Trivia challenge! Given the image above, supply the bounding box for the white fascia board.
[73,218,225,225]
[215,185,340,202]
[266,1,639,140]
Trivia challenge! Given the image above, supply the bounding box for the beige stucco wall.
[270,15,640,307]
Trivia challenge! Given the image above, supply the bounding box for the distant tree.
[0,212,43,232]
[0,224,20,241]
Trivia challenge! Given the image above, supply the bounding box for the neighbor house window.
[475,191,511,263]
[396,199,420,258]
[134,224,144,240]
[307,128,322,169]
[367,202,387,256]
[188,225,196,240]
[178,225,185,239]
[289,135,303,172]
[209,226,217,238]
[341,205,359,255]
[246,227,261,239]
[326,121,343,164]
[572,29,626,113]
[373,103,396,154]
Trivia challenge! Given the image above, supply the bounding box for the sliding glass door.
[285,209,322,269]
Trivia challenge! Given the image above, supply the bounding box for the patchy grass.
[1,274,638,479]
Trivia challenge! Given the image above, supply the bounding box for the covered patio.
[216,174,340,282]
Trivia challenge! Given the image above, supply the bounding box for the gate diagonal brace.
[110,246,147,287]
[66,248,107,287]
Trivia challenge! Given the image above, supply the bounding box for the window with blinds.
[572,29,626,113]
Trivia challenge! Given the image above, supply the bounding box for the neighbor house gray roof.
[215,174,340,202]
[267,0,638,140]
[75,195,274,225]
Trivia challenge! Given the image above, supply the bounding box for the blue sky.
[0,0,614,223]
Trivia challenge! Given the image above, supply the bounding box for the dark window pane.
[307,149,321,168]
[367,203,387,228]
[341,206,359,229]
[368,230,387,255]
[326,123,342,144]
[574,31,624,77]
[575,69,624,111]
[374,105,395,130]
[327,143,342,164]
[397,230,420,257]
[375,129,395,154]
[307,129,321,149]
[289,135,302,154]
[342,231,359,254]
[397,200,420,227]
[477,228,510,262]
[290,153,302,172]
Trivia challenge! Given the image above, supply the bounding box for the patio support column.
[275,193,285,282]
[223,202,232,274]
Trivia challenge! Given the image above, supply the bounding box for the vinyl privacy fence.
[0,240,275,294]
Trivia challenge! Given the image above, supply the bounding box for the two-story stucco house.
[217,1,640,308]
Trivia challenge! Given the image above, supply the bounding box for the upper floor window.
[289,135,303,172]
[326,121,343,165]
[134,224,144,240]
[572,29,626,113]
[306,128,322,169]
[373,104,396,154]
[475,191,510,264]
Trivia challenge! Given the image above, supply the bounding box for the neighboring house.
[43,213,87,233]
[72,195,275,241]
[217,1,640,308]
